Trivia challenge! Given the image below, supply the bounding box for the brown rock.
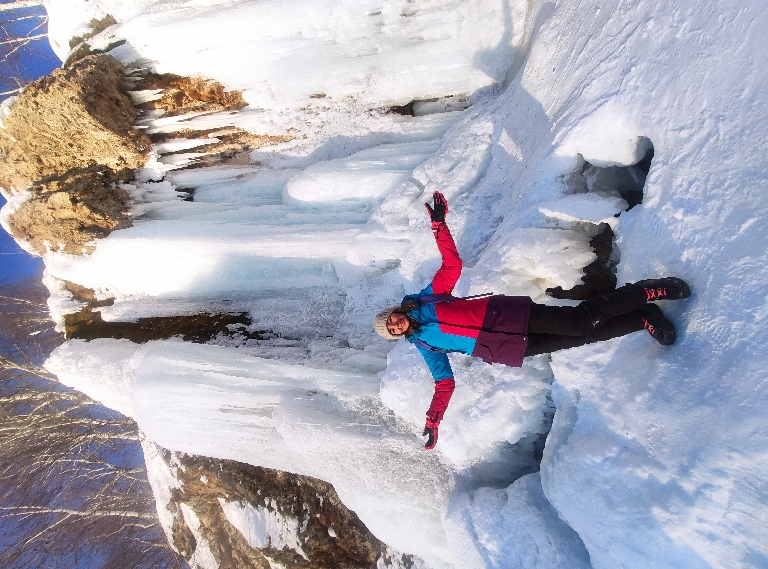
[134,72,247,117]
[161,452,414,569]
[0,54,150,193]
[6,167,132,255]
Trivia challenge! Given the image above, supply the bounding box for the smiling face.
[386,312,411,336]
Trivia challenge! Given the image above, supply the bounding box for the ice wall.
[46,0,530,111]
[46,339,457,564]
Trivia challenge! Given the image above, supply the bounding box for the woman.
[374,192,690,449]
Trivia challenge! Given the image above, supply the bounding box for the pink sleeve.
[430,222,462,294]
[425,377,456,427]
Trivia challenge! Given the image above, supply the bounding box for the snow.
[444,472,591,569]
[380,340,554,470]
[539,193,628,226]
[32,0,768,567]
[0,190,36,253]
[48,339,458,565]
[218,498,308,560]
[180,503,219,568]
[284,140,444,204]
[46,0,527,110]
[0,95,16,130]
[141,439,184,554]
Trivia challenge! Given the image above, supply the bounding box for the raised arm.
[425,191,462,295]
[418,192,460,450]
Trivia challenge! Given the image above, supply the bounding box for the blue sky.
[1,2,61,283]
[0,195,44,283]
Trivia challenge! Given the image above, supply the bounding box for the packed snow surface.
[36,0,768,568]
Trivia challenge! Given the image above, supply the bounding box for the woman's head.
[373,306,414,339]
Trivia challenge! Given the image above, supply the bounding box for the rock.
[134,72,248,117]
[6,167,132,255]
[156,450,413,569]
[0,54,151,254]
[0,54,150,193]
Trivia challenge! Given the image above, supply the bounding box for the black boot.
[580,277,690,329]
[640,304,676,345]
[633,277,691,301]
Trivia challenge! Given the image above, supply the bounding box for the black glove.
[422,425,438,450]
[424,191,448,223]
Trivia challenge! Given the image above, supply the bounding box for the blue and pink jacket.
[404,222,532,382]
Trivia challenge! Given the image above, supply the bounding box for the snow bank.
[509,1,768,567]
[381,342,554,470]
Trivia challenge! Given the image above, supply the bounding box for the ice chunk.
[539,193,628,225]
[47,339,459,566]
[284,140,442,204]
[445,473,591,569]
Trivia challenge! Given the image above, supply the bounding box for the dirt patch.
[151,128,293,169]
[162,451,412,569]
[132,74,292,167]
[6,167,133,255]
[60,281,268,343]
[64,15,121,67]
[62,279,115,308]
[0,54,150,193]
[68,15,119,50]
[135,73,248,117]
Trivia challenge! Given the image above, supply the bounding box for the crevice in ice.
[64,308,269,343]
[546,223,618,300]
[581,142,653,212]
[547,141,654,300]
[527,391,558,471]
[460,392,557,492]
[389,94,468,117]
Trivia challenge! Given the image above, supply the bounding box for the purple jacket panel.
[470,295,532,368]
